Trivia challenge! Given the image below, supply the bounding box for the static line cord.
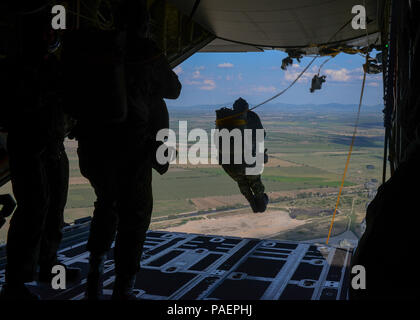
[216,18,353,126]
[250,56,317,110]
[326,55,368,245]
[250,17,353,110]
[326,5,372,244]
[215,55,318,126]
[316,56,333,75]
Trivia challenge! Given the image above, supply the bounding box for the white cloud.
[218,62,234,68]
[173,65,183,75]
[200,79,216,90]
[324,68,351,82]
[283,64,370,84]
[238,73,243,80]
[184,76,216,90]
[195,66,205,70]
[192,70,201,79]
[184,79,201,85]
[284,64,315,83]
[252,85,277,93]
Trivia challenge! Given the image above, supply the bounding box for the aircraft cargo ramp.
[0,219,352,300]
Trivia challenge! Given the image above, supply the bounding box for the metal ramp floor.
[0,220,352,300]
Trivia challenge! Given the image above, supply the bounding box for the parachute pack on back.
[61,0,131,124]
[61,0,149,124]
[0,2,54,130]
[215,107,247,165]
[61,30,128,124]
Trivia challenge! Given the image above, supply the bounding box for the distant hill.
[167,102,384,115]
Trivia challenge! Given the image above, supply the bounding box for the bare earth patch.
[191,195,248,210]
[190,185,361,212]
[69,177,90,185]
[64,139,78,151]
[161,209,305,239]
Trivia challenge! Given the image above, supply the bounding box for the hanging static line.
[216,53,331,127]
[215,56,318,127]
[250,56,317,111]
[326,6,371,245]
[215,18,354,127]
[316,56,333,75]
[326,55,368,245]
[243,19,355,115]
[250,17,353,111]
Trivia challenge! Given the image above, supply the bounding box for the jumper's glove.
[152,142,177,175]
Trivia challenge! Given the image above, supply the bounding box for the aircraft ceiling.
[168,0,383,52]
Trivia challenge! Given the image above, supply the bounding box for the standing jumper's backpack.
[60,0,149,126]
[61,30,128,124]
[0,2,52,130]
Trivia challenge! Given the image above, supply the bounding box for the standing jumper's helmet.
[233,97,249,112]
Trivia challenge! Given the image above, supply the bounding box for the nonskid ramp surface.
[0,222,352,300]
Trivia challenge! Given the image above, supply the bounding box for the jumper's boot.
[38,263,82,285]
[248,196,259,213]
[111,274,137,300]
[85,253,106,300]
[242,192,259,213]
[255,193,269,213]
[0,281,40,300]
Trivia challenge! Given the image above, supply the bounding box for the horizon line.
[167,102,384,108]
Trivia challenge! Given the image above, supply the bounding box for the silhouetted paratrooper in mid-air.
[216,98,269,213]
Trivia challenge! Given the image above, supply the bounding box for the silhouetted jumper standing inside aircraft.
[62,0,180,300]
[0,2,80,300]
[127,37,181,176]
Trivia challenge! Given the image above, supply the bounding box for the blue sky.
[169,50,383,107]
